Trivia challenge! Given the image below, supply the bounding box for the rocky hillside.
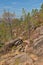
[0,26,43,65]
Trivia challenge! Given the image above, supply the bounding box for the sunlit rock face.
[33,38,43,56]
[40,26,43,35]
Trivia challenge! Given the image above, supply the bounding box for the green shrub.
[0,43,4,48]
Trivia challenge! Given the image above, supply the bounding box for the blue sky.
[0,0,43,17]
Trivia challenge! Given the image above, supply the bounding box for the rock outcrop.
[0,38,23,54]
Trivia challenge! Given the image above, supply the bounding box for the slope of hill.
[0,26,43,65]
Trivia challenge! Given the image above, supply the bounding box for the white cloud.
[0,8,3,10]
[12,2,17,5]
[4,6,11,9]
